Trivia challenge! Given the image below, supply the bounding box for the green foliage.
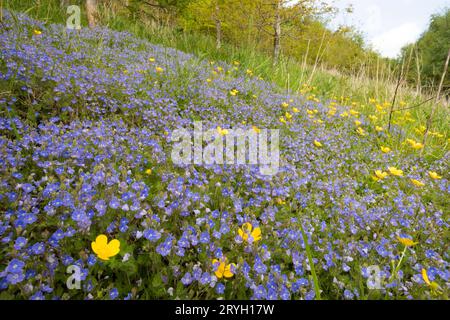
[401,8,450,91]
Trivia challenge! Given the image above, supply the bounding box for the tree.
[213,0,222,49]
[86,0,98,28]
[401,9,450,92]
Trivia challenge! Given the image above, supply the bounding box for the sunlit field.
[0,2,449,301]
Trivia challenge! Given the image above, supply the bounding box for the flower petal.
[251,227,262,241]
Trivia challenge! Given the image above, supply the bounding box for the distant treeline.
[64,1,450,94]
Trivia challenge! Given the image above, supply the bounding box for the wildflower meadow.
[0,7,449,302]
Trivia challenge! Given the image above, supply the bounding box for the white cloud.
[364,4,383,33]
[371,23,422,58]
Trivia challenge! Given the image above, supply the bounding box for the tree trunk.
[86,0,98,28]
[273,0,282,63]
[213,1,222,49]
[60,0,70,8]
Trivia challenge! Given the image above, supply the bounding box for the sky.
[327,0,450,58]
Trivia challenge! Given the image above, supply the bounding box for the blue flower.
[199,231,210,244]
[215,283,225,295]
[181,272,192,285]
[200,272,211,285]
[6,259,25,274]
[156,236,173,256]
[253,256,267,275]
[13,237,27,250]
[143,229,161,242]
[253,285,267,299]
[344,289,354,300]
[109,288,119,300]
[87,254,97,266]
[22,183,35,193]
[7,272,25,285]
[30,242,45,255]
[30,291,45,300]
[109,197,120,209]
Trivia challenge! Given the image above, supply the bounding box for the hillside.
[0,10,449,300]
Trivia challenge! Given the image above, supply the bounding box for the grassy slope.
[3,0,449,158]
[1,4,449,300]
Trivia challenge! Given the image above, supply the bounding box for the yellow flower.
[406,139,424,150]
[292,107,299,113]
[281,102,289,108]
[33,29,42,35]
[212,259,235,279]
[388,167,403,177]
[381,146,391,154]
[238,223,262,243]
[91,235,120,261]
[252,126,261,134]
[350,110,360,116]
[155,67,164,73]
[411,179,425,188]
[369,115,378,122]
[149,57,155,62]
[145,168,152,175]
[354,120,362,126]
[313,140,323,148]
[206,78,212,83]
[233,61,240,66]
[285,112,292,121]
[375,126,384,132]
[375,170,388,180]
[422,269,442,292]
[246,69,253,76]
[230,89,239,96]
[428,171,442,180]
[217,126,229,136]
[279,117,286,124]
[397,236,418,247]
[356,127,366,136]
[275,198,286,205]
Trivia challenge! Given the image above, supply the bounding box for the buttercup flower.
[397,236,418,247]
[373,170,388,181]
[91,235,120,261]
[428,171,442,180]
[410,179,425,188]
[314,140,323,148]
[217,126,229,136]
[422,269,442,292]
[388,167,403,177]
[238,223,262,243]
[212,259,235,279]
[252,126,261,134]
[381,146,391,153]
